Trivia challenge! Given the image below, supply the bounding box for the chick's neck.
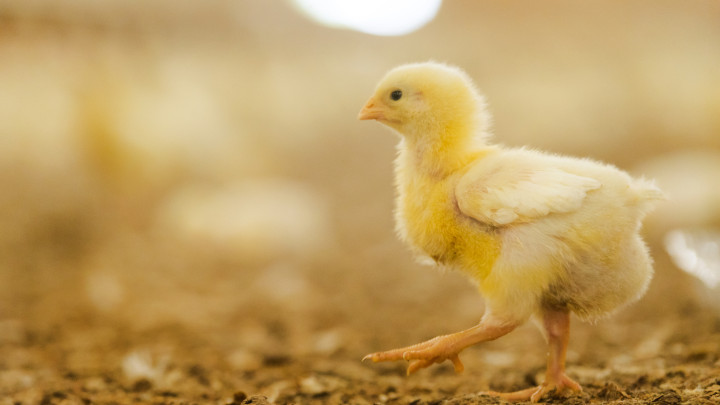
[399,123,488,180]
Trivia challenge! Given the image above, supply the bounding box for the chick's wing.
[455,158,601,226]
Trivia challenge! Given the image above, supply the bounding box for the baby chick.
[358,62,663,402]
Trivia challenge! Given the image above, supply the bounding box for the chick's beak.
[358,98,385,121]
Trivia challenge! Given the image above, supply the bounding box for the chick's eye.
[390,90,403,101]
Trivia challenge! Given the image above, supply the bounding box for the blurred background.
[0,0,719,403]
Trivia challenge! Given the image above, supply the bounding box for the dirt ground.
[2,246,720,405]
[1,1,720,404]
[2,250,720,405]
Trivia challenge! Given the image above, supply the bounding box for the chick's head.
[358,62,490,142]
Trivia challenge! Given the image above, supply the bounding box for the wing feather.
[456,165,601,226]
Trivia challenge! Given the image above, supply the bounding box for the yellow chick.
[358,62,664,402]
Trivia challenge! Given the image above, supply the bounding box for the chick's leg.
[363,316,517,375]
[484,308,581,403]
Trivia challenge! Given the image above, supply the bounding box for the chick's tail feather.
[630,177,666,215]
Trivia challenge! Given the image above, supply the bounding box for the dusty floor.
[2,309,720,405]
[2,245,720,405]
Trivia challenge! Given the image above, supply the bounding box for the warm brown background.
[1,1,719,404]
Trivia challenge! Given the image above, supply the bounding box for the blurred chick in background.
[358,62,664,402]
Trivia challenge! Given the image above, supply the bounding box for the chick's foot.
[482,373,582,403]
[363,334,466,375]
[362,319,517,376]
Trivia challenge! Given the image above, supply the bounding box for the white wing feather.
[456,165,601,226]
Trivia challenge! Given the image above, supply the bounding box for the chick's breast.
[395,164,500,280]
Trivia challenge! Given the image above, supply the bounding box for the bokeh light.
[665,229,720,289]
[291,0,442,36]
